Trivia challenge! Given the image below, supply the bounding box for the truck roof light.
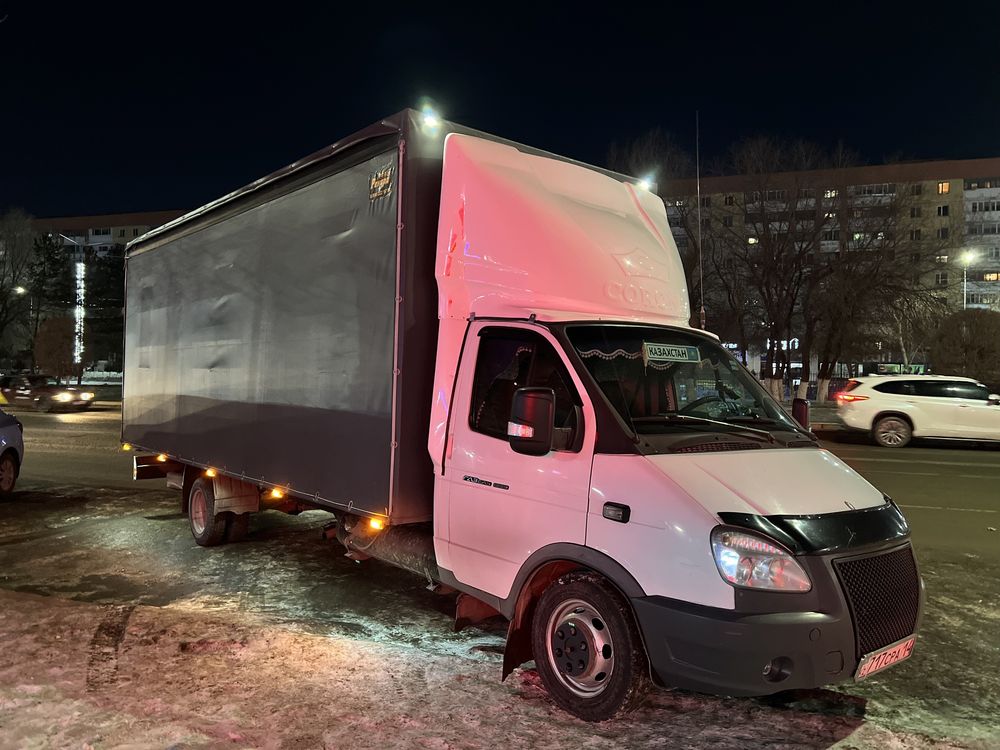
[121,443,132,452]
[369,518,385,531]
[421,106,440,129]
[637,176,653,191]
[205,468,217,478]
[156,453,168,462]
[270,488,284,499]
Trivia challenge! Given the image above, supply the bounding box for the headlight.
[54,392,74,402]
[81,392,95,400]
[711,528,811,592]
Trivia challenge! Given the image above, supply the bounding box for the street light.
[962,250,976,310]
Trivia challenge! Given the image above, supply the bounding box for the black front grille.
[835,545,920,658]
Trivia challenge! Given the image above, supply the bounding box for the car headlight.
[711,528,811,592]
[81,392,95,400]
[54,392,74,402]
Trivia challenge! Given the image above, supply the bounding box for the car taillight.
[836,393,869,403]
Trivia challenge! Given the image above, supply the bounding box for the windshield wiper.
[632,414,775,443]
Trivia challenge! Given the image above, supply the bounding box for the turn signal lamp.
[205,468,217,478]
[369,518,385,531]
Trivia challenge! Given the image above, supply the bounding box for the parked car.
[0,374,96,412]
[836,375,1000,447]
[0,408,23,496]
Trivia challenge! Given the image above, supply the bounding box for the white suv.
[836,375,1000,448]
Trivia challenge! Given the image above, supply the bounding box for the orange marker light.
[156,453,168,463]
[121,443,132,452]
[369,518,385,531]
[205,468,217,478]
[269,488,284,499]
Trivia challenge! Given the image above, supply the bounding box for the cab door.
[443,323,595,599]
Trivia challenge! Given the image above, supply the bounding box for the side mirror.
[508,387,555,456]
[792,397,810,430]
[989,394,1000,406]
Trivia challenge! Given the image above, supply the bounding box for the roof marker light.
[205,468,217,478]
[421,106,441,129]
[637,177,653,191]
[369,518,385,531]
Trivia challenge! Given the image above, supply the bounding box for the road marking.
[898,504,998,514]
[856,468,1000,480]
[840,456,1000,470]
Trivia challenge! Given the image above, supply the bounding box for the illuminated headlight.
[711,528,811,592]
[81,392,95,400]
[54,392,74,402]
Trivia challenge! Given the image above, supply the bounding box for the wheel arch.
[872,410,915,431]
[497,543,648,681]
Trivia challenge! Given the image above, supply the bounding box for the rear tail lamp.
[836,393,869,403]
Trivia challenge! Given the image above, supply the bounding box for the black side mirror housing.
[508,387,555,456]
[792,397,810,430]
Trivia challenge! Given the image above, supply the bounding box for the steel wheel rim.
[545,598,615,698]
[191,488,208,535]
[0,458,13,492]
[877,418,908,446]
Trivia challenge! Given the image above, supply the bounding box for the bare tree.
[0,209,37,352]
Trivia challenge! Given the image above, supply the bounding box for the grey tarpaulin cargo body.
[123,110,447,523]
[123,109,635,523]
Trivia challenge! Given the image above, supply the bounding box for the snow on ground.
[0,588,992,750]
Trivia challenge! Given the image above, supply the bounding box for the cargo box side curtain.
[123,149,400,513]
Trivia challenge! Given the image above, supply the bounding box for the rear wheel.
[34,396,52,413]
[873,416,911,448]
[531,571,649,721]
[189,477,227,546]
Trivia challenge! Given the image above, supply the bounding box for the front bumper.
[632,541,923,696]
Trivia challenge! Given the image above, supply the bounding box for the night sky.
[3,3,999,218]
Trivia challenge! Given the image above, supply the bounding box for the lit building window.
[937,181,950,195]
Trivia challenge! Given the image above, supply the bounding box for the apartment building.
[33,210,186,259]
[664,158,1000,313]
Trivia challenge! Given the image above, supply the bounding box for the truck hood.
[644,448,885,517]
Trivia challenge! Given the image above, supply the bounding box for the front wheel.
[0,452,18,497]
[873,415,912,448]
[531,571,649,721]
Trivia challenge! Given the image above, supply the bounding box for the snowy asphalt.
[0,406,997,748]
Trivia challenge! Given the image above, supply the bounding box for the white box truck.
[125,109,923,720]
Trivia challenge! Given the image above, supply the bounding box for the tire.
[873,415,912,448]
[225,512,250,543]
[35,396,53,413]
[188,476,227,546]
[531,571,649,721]
[0,451,18,497]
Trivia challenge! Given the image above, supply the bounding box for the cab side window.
[469,330,582,450]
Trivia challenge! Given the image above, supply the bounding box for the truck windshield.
[566,324,804,439]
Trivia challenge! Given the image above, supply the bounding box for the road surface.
[0,406,997,748]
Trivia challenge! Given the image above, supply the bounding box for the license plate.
[854,635,916,680]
